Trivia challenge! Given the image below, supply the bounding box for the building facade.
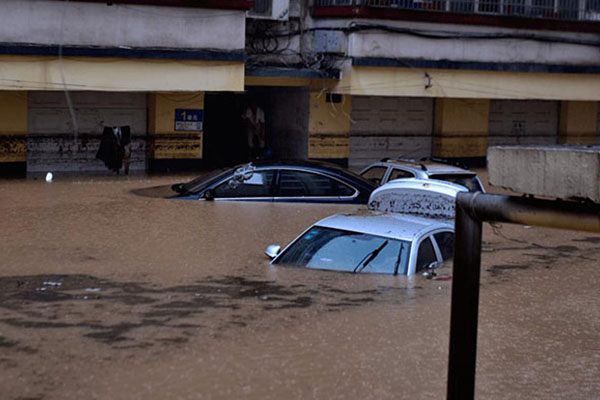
[1,0,599,176]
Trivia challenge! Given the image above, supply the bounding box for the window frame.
[387,167,417,183]
[408,228,454,275]
[360,165,390,186]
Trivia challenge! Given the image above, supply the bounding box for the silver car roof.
[315,210,453,242]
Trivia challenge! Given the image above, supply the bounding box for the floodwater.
[0,173,599,400]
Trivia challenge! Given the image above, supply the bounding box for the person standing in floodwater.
[242,100,265,161]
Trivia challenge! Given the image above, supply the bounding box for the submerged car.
[359,157,485,192]
[267,211,454,276]
[266,179,465,276]
[170,160,377,204]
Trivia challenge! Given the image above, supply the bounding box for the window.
[278,170,341,197]
[213,170,274,198]
[388,168,415,181]
[360,166,387,185]
[416,237,438,273]
[338,182,356,197]
[274,226,410,275]
[433,231,454,261]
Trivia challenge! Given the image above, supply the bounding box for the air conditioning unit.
[247,0,290,21]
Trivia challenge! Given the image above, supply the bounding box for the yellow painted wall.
[0,55,243,92]
[148,92,204,159]
[559,101,598,144]
[0,91,27,162]
[434,98,489,158]
[336,66,600,101]
[308,92,351,159]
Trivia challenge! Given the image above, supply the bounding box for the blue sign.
[175,109,203,131]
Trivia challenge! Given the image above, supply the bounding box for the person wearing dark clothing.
[96,126,131,175]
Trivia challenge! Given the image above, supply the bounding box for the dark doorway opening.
[203,87,309,168]
[203,92,247,168]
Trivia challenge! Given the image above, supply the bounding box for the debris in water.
[45,172,53,183]
[43,281,62,287]
[84,288,101,292]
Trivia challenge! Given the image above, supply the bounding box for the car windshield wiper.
[393,242,406,276]
[353,240,389,274]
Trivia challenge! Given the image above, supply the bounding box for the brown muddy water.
[0,173,599,400]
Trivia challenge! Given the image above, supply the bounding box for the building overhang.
[0,44,246,62]
[353,57,600,75]
[0,55,244,92]
[44,0,254,10]
[333,61,600,100]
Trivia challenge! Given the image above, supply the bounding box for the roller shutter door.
[349,96,433,172]
[27,91,147,174]
[489,100,558,147]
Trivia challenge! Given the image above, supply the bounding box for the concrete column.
[559,101,598,145]
[308,92,351,162]
[433,98,489,159]
[266,87,310,160]
[148,92,204,160]
[0,91,27,163]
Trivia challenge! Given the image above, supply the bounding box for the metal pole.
[446,194,483,400]
[446,192,600,400]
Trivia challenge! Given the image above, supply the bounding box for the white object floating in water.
[45,172,53,183]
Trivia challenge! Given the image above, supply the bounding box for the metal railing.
[315,0,600,21]
[447,192,600,399]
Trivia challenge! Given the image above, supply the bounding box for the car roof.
[315,210,453,242]
[371,159,475,175]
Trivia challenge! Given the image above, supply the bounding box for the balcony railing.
[315,0,600,21]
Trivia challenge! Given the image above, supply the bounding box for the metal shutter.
[489,100,559,147]
[27,91,147,174]
[349,96,433,172]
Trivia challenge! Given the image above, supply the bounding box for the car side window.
[213,170,274,198]
[389,168,415,181]
[278,170,340,197]
[337,182,356,197]
[433,231,454,261]
[361,166,387,185]
[416,237,438,273]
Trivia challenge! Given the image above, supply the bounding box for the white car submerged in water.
[266,178,466,276]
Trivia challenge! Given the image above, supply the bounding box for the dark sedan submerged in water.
[170,160,378,204]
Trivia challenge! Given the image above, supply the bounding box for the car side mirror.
[265,244,281,259]
[421,261,443,278]
[203,189,215,201]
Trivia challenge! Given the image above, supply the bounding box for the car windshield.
[429,173,483,192]
[274,226,410,275]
